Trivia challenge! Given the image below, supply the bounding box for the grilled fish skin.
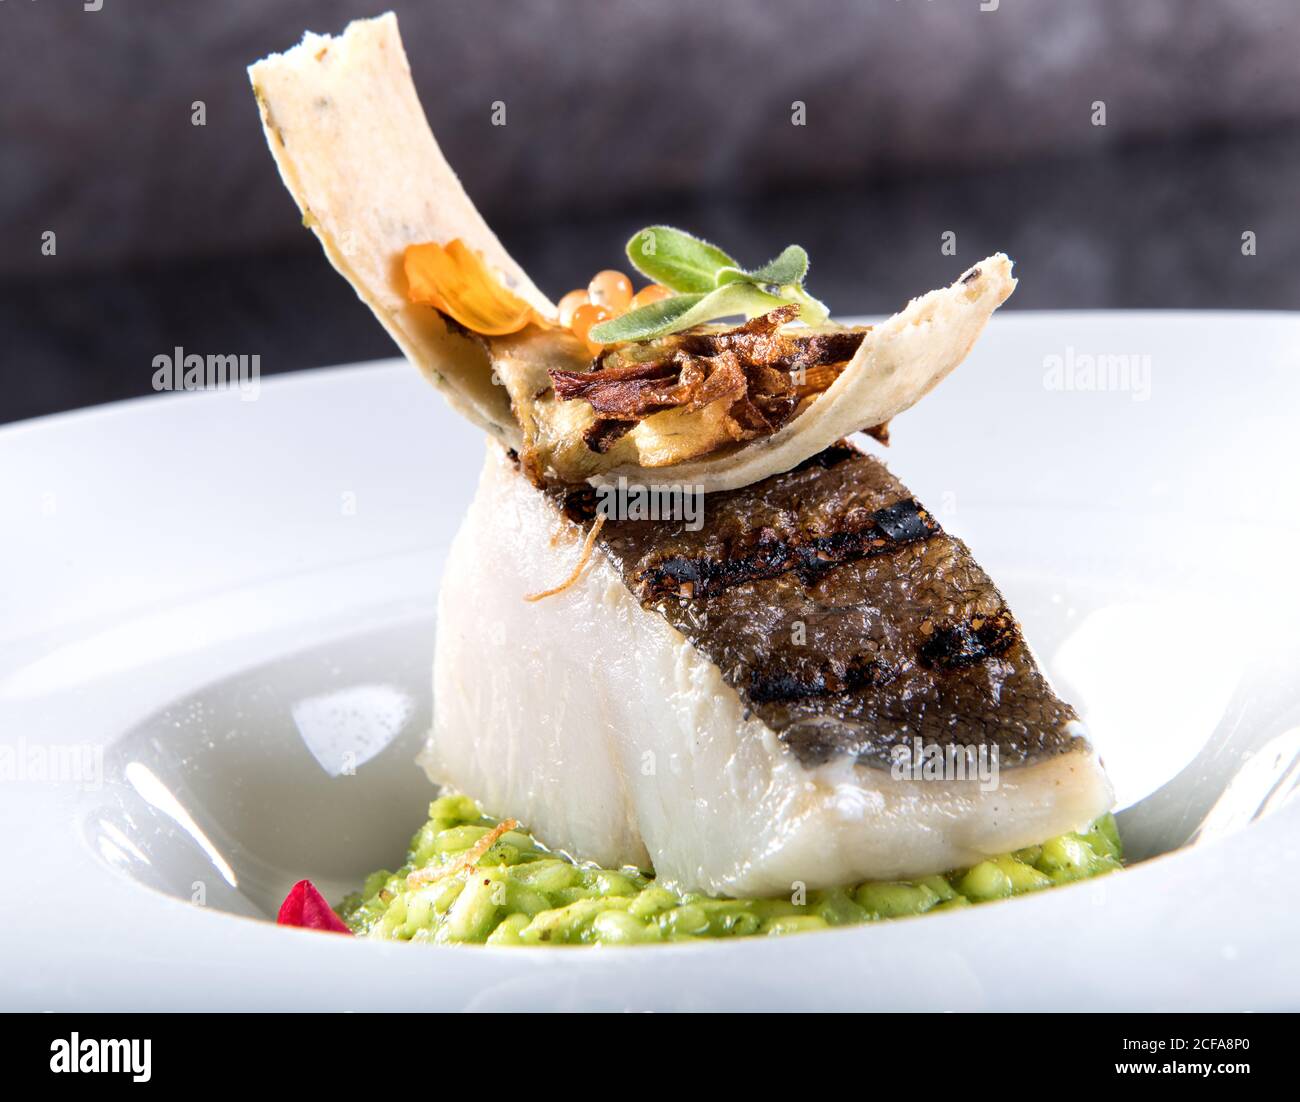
[594,443,1085,773]
[422,443,1113,896]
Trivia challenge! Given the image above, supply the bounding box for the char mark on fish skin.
[918,611,1019,669]
[790,440,859,472]
[638,497,940,599]
[748,654,896,704]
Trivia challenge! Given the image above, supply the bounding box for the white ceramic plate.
[3,312,1299,1011]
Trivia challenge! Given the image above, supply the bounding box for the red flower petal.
[277,879,352,934]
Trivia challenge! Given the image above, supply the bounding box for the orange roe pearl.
[571,302,613,350]
[629,283,672,310]
[557,289,589,327]
[587,269,633,312]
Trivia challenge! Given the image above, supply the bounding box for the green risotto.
[339,795,1123,946]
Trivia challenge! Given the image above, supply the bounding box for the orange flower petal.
[404,240,538,336]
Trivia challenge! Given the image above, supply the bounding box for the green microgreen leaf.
[781,283,830,326]
[716,244,809,288]
[600,227,829,341]
[586,293,706,343]
[589,282,789,344]
[624,226,738,294]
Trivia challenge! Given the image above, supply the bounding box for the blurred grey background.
[2,0,1298,423]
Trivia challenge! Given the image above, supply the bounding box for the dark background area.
[2,0,1298,425]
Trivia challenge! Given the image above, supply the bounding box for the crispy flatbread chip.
[249,14,1015,491]
[248,12,547,446]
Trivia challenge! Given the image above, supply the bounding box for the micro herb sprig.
[588,227,828,343]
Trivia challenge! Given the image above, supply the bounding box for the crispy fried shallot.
[406,817,521,887]
[523,514,607,602]
[548,308,869,455]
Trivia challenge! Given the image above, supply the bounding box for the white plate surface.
[2,311,1299,1011]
